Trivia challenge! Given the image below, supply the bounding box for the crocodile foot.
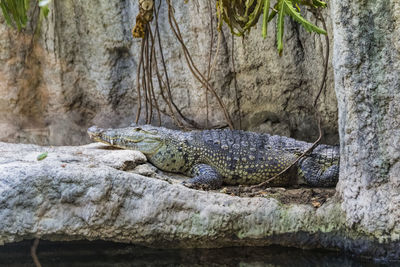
[182,180,213,190]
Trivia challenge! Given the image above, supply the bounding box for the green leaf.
[37,152,48,161]
[244,0,256,17]
[262,0,270,38]
[5,0,21,29]
[0,0,29,30]
[299,0,326,8]
[24,0,29,10]
[16,0,28,26]
[0,1,14,27]
[243,0,264,32]
[284,0,326,34]
[267,4,278,22]
[312,0,326,8]
[0,0,51,30]
[39,0,51,18]
[41,5,49,17]
[276,0,285,55]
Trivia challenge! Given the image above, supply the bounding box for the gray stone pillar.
[331,1,400,238]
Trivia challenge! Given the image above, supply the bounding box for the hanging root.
[166,0,234,129]
[132,0,233,129]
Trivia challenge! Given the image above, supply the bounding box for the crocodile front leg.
[183,164,223,189]
[299,157,339,187]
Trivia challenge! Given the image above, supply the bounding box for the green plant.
[217,0,327,55]
[0,0,50,30]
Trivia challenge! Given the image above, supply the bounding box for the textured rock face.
[0,142,399,260]
[0,0,338,146]
[331,1,400,242]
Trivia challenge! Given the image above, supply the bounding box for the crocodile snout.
[87,125,104,139]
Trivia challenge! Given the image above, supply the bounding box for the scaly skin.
[88,125,339,188]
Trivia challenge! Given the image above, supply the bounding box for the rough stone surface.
[331,1,400,243]
[0,0,338,146]
[0,142,399,260]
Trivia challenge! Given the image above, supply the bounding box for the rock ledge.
[0,142,399,260]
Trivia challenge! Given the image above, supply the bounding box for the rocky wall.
[0,0,338,145]
[331,0,400,246]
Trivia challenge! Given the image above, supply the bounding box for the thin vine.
[166,0,234,129]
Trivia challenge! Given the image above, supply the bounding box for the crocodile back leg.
[183,164,223,189]
[298,157,339,187]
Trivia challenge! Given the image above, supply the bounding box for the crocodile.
[87,125,339,188]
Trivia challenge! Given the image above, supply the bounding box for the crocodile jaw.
[87,126,119,146]
[87,125,164,155]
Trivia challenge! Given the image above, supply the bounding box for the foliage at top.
[1,0,327,55]
[216,0,327,54]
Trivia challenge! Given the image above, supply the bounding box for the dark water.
[0,240,398,267]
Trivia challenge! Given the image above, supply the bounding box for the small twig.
[148,27,162,126]
[144,28,151,124]
[248,114,322,191]
[205,6,223,128]
[205,0,214,128]
[153,56,183,127]
[135,36,146,124]
[142,36,149,124]
[209,31,222,79]
[21,4,41,64]
[313,9,329,108]
[31,238,42,267]
[231,33,242,129]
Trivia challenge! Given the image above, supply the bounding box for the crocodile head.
[87,125,167,155]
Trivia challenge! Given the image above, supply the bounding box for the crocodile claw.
[182,181,211,190]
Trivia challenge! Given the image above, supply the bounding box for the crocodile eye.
[148,129,159,135]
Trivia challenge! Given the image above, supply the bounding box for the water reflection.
[0,240,397,267]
